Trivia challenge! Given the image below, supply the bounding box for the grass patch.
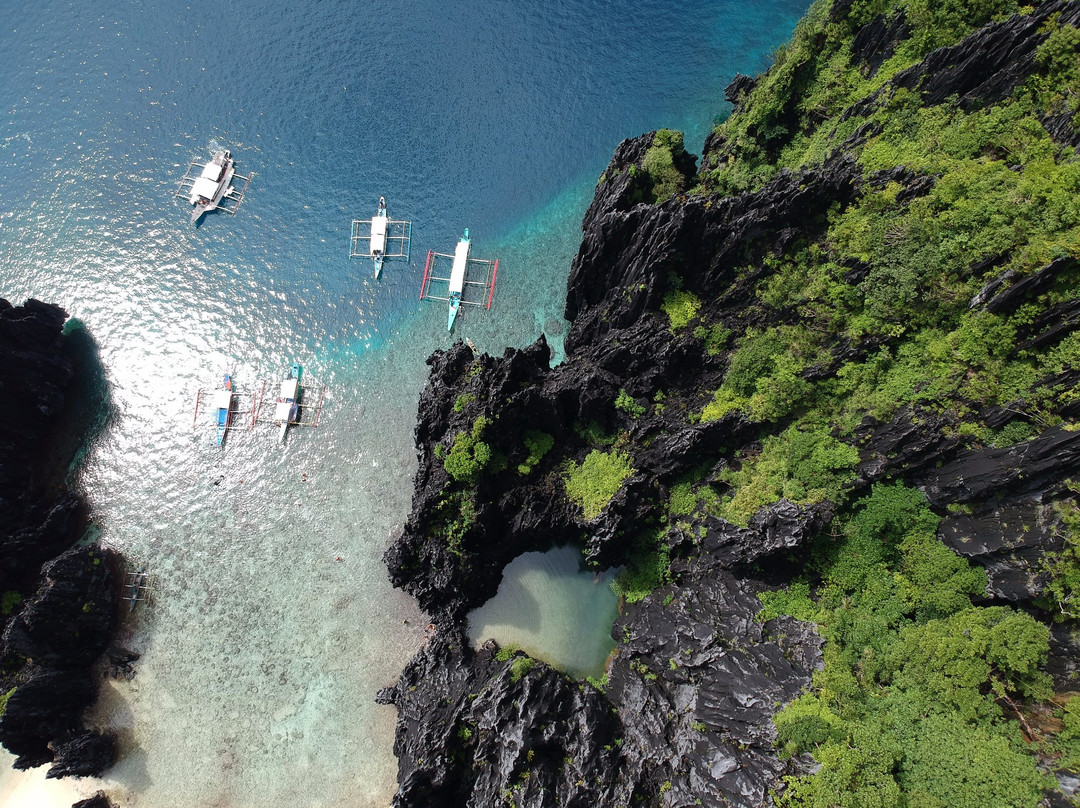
[661,289,702,332]
[564,449,635,520]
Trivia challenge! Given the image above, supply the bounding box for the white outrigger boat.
[350,197,412,276]
[372,197,388,277]
[420,229,500,332]
[274,364,302,443]
[447,229,471,331]
[212,374,236,446]
[249,364,327,443]
[176,149,254,224]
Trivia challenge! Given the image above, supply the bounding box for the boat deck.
[420,249,499,309]
[175,154,254,217]
[350,216,411,260]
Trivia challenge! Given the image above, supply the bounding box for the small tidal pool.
[466,545,620,680]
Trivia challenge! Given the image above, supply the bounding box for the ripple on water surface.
[0,0,811,804]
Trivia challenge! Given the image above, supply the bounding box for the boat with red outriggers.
[419,228,500,331]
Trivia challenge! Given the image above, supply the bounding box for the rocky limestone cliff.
[381,3,1080,806]
[0,299,119,783]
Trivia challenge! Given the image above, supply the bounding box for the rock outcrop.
[0,300,118,779]
[381,3,1080,806]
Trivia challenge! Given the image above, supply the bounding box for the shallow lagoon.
[467,546,621,680]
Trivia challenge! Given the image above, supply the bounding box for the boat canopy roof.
[279,378,300,399]
[211,389,233,409]
[449,238,470,292]
[274,400,295,422]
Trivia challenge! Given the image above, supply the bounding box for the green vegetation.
[0,687,13,718]
[719,426,860,525]
[614,389,646,418]
[642,129,690,203]
[564,450,635,520]
[431,490,477,560]
[661,289,702,332]
[517,429,555,476]
[762,485,1052,807]
[453,393,477,413]
[509,656,536,682]
[671,4,1080,802]
[0,591,22,617]
[700,325,824,423]
[1036,490,1080,622]
[611,528,671,603]
[693,321,731,356]
[443,416,497,484]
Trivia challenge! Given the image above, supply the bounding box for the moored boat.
[188,150,236,224]
[447,229,471,331]
[372,196,388,277]
[212,374,235,446]
[274,364,302,443]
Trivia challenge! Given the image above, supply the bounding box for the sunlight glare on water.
[0,0,811,805]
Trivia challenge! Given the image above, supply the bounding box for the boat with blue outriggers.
[213,374,236,446]
[193,373,256,446]
[350,196,412,277]
[420,228,500,331]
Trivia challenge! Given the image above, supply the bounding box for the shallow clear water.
[467,546,620,680]
[0,1,810,805]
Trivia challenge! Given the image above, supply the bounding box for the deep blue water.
[0,1,811,805]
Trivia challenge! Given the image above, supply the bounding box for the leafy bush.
[661,289,702,332]
[510,655,536,682]
[611,529,671,603]
[614,389,646,418]
[693,322,731,355]
[517,429,555,476]
[719,426,860,525]
[1035,492,1080,621]
[642,129,690,202]
[453,393,477,413]
[443,416,494,484]
[432,491,477,559]
[0,591,22,617]
[564,450,634,520]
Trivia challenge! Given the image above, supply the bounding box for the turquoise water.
[0,1,810,805]
[467,546,620,680]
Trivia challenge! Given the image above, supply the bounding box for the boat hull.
[447,294,461,332]
[189,151,235,224]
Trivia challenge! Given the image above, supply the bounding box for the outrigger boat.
[123,567,152,613]
[420,230,500,332]
[251,364,326,442]
[188,150,234,224]
[350,198,412,276]
[274,364,302,443]
[212,374,236,446]
[176,149,254,224]
[193,374,258,444]
[372,197,388,277]
[447,229,471,331]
